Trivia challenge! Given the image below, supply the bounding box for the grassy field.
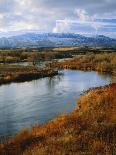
[0,83,115,155]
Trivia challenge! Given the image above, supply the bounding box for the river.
[0,70,115,140]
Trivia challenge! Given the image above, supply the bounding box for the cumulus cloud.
[75,9,90,22]
[53,19,71,33]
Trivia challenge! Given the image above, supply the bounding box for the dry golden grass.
[0,83,116,155]
[53,47,80,52]
[55,53,116,74]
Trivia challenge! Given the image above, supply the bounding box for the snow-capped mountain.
[0,33,116,48]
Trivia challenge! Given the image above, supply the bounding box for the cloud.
[53,19,71,33]
[0,0,116,37]
[74,9,104,32]
[75,9,90,22]
[52,9,97,33]
[53,9,116,37]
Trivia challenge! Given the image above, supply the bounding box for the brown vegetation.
[0,83,116,155]
[55,53,116,75]
[0,47,74,64]
[0,46,116,65]
[0,65,58,85]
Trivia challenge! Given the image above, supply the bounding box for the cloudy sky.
[0,0,116,37]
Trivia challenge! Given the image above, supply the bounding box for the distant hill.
[0,33,116,48]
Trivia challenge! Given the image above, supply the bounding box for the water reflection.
[46,72,64,89]
[97,72,111,80]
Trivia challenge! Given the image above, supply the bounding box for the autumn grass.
[0,83,116,155]
[53,47,80,52]
[0,64,58,85]
[55,53,116,75]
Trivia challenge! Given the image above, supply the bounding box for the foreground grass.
[0,64,58,85]
[0,83,116,155]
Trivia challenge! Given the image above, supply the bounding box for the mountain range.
[0,33,116,48]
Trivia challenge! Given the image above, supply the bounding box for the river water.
[0,70,115,139]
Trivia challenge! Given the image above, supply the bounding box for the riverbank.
[54,53,116,75]
[0,83,115,155]
[0,65,58,85]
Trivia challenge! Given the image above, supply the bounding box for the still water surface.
[0,70,114,139]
